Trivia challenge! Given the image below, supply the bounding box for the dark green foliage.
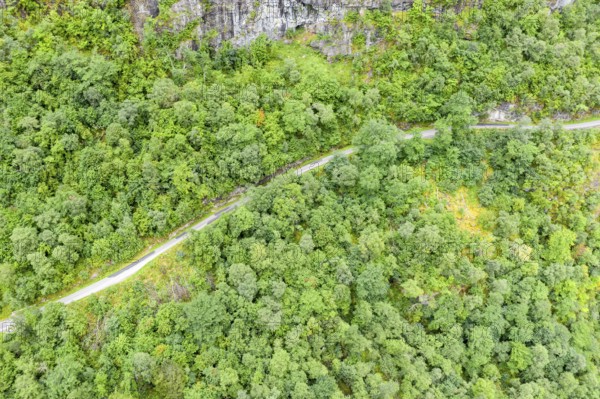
[0,3,378,307]
[1,0,600,397]
[1,0,598,309]
[361,0,600,122]
[2,122,598,398]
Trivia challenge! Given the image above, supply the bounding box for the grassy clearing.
[272,41,356,84]
[442,187,492,237]
[74,239,196,309]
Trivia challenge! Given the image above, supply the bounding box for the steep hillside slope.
[130,0,576,50]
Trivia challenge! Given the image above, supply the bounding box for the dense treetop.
[0,1,599,397]
[0,0,384,307]
[1,0,598,308]
[1,122,598,398]
[348,0,600,121]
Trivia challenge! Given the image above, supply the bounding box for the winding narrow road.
[1,119,599,333]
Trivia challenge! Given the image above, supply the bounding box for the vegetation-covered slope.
[345,0,600,121]
[1,123,598,398]
[0,1,381,308]
[1,0,599,310]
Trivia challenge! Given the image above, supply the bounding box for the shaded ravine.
[1,119,599,333]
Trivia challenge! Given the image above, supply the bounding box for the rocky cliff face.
[131,0,576,54]
[132,0,413,49]
[550,0,575,9]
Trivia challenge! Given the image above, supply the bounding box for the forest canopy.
[1,123,598,398]
[0,0,600,397]
[0,0,599,308]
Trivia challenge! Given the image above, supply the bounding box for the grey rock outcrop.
[130,0,159,37]
[550,0,575,9]
[130,0,577,53]
[486,103,519,122]
[132,0,413,49]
